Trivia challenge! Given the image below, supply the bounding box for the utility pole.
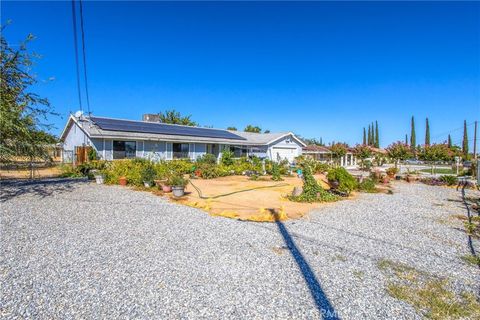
[474,120,478,160]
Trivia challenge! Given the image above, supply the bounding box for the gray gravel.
[1,179,479,319]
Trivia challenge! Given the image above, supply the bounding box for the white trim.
[267,133,307,147]
[103,139,106,160]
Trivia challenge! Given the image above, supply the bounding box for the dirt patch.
[171,175,336,221]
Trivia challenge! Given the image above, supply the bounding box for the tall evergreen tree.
[405,134,408,145]
[375,121,379,148]
[462,120,469,157]
[367,125,372,145]
[371,122,375,146]
[363,128,366,145]
[448,134,452,148]
[410,116,416,152]
[425,117,430,146]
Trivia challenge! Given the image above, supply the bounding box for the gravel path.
[1,179,479,319]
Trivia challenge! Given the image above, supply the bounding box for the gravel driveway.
[1,179,479,319]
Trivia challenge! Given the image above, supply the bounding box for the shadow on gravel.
[0,178,86,202]
[459,185,480,269]
[271,210,339,319]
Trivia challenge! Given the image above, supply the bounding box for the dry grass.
[378,259,480,319]
[0,166,62,179]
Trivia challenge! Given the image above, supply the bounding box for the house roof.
[61,115,305,147]
[302,145,331,153]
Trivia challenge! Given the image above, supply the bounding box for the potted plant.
[119,176,127,186]
[169,175,189,197]
[141,166,156,188]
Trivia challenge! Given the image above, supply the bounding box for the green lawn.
[420,168,455,175]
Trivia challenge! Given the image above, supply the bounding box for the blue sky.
[3,1,479,147]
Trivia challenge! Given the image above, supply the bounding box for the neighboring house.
[60,114,306,164]
[302,145,358,168]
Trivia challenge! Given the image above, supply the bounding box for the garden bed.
[173,174,337,222]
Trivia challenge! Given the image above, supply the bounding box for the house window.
[173,143,189,159]
[113,141,136,159]
[230,146,247,157]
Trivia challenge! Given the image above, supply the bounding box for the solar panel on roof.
[90,117,246,141]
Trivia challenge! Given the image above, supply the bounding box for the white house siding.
[63,122,91,151]
[144,141,166,162]
[193,143,207,160]
[267,135,303,162]
[90,138,104,159]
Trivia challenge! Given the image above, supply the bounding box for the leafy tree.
[363,127,366,145]
[0,29,57,166]
[304,137,324,146]
[386,142,412,168]
[158,109,197,126]
[353,144,372,170]
[264,129,271,133]
[244,125,261,133]
[462,120,469,158]
[418,143,453,174]
[425,117,430,146]
[330,143,348,166]
[410,116,416,154]
[226,126,237,131]
[375,120,379,148]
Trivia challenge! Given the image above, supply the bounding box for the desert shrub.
[439,175,458,186]
[357,178,377,193]
[196,163,222,179]
[228,157,262,175]
[59,164,84,178]
[386,167,398,177]
[295,156,330,174]
[271,162,283,181]
[196,153,217,165]
[327,167,357,195]
[289,166,338,203]
[220,150,234,166]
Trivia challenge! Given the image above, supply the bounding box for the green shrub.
[358,178,377,193]
[295,156,330,174]
[140,164,156,183]
[196,163,221,179]
[87,148,98,161]
[289,165,338,203]
[439,175,458,186]
[220,150,234,166]
[327,167,358,195]
[103,158,154,186]
[271,163,283,181]
[168,175,189,187]
[196,153,217,165]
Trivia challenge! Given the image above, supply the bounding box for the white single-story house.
[60,113,306,164]
[302,145,358,168]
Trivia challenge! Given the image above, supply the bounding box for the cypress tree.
[425,117,430,146]
[405,134,408,145]
[371,122,375,146]
[363,128,366,145]
[367,125,372,145]
[447,134,452,148]
[375,121,379,148]
[410,116,416,152]
[463,120,469,157]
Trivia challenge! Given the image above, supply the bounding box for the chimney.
[143,114,160,122]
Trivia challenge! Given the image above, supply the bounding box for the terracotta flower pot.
[119,176,127,186]
[162,185,172,193]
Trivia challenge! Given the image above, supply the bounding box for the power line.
[71,0,83,112]
[78,0,91,114]
[431,121,476,140]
